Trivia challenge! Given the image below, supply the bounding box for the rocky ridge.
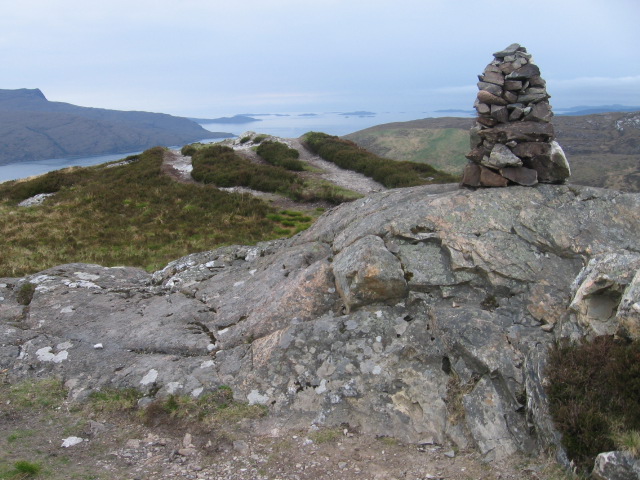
[2,182,640,473]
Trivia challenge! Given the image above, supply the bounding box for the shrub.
[181,144,197,156]
[190,144,301,195]
[256,141,305,171]
[546,336,640,472]
[302,131,458,188]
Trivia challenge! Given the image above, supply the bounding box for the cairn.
[461,43,570,188]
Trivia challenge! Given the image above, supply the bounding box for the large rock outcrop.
[2,183,639,463]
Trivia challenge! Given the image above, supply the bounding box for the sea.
[0,109,473,183]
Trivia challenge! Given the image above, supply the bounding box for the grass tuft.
[13,460,41,477]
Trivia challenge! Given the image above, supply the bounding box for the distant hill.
[557,104,640,115]
[190,114,262,124]
[345,111,640,193]
[0,88,231,165]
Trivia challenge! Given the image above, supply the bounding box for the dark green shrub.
[546,336,640,473]
[190,144,301,194]
[181,144,197,156]
[256,141,304,171]
[302,131,458,188]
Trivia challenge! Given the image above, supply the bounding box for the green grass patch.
[6,430,36,444]
[302,132,459,188]
[3,378,66,412]
[0,147,281,277]
[267,210,315,235]
[0,460,42,478]
[546,336,640,473]
[308,427,343,444]
[142,386,267,429]
[88,388,143,413]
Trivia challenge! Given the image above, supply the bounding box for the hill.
[0,88,230,165]
[345,111,640,192]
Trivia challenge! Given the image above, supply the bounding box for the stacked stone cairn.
[461,43,571,187]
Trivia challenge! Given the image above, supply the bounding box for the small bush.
[546,336,640,472]
[256,141,305,171]
[181,144,197,156]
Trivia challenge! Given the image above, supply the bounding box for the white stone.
[140,369,158,385]
[61,436,85,448]
[247,389,270,405]
[36,347,69,363]
[93,343,103,349]
[166,382,183,394]
[74,272,100,281]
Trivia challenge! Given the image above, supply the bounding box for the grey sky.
[3,0,639,117]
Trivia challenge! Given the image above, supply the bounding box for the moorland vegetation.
[0,147,313,277]
[546,336,640,473]
[185,141,363,205]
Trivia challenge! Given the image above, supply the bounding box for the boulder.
[332,235,408,312]
[592,451,640,480]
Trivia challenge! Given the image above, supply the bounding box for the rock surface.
[2,183,640,463]
[462,43,571,187]
[592,451,640,480]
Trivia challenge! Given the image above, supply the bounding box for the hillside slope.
[0,89,229,164]
[345,112,640,192]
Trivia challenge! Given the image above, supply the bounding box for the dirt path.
[161,138,387,212]
[162,149,197,184]
[287,138,386,195]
